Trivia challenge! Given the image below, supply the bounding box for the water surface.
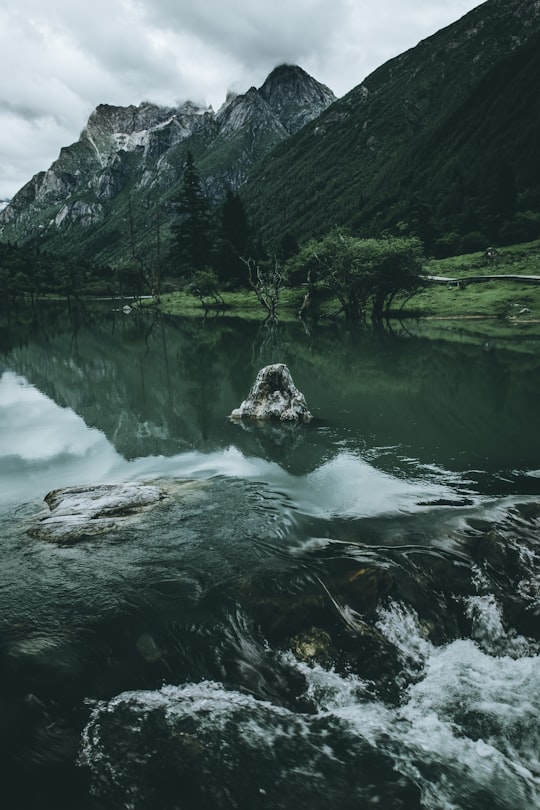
[0,306,539,809]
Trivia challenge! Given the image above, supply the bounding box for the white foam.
[126,447,456,521]
[296,452,452,518]
[303,602,540,809]
[465,594,537,657]
[83,612,540,810]
[376,602,432,672]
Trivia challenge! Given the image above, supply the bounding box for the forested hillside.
[241,0,540,255]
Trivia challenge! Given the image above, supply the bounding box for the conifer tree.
[171,152,212,278]
[215,190,250,288]
[221,190,249,255]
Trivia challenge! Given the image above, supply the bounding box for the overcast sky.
[0,0,483,201]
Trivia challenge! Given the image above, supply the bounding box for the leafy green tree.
[369,236,425,319]
[171,152,213,278]
[287,230,425,320]
[0,243,102,302]
[286,231,370,319]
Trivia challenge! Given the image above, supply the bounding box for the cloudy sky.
[0,0,483,201]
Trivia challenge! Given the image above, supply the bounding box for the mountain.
[0,65,335,266]
[3,0,540,269]
[241,0,540,253]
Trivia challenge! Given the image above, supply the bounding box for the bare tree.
[241,256,284,322]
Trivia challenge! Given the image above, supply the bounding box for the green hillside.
[241,0,540,253]
[360,30,540,253]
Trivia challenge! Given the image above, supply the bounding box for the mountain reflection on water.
[0,305,539,810]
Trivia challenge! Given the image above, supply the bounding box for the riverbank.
[2,240,539,338]
[152,239,540,337]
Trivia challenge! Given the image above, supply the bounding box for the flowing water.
[0,305,539,810]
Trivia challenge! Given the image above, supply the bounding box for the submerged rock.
[80,681,423,810]
[289,627,335,666]
[230,363,312,422]
[28,482,165,543]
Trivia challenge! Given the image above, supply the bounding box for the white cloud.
[0,0,483,199]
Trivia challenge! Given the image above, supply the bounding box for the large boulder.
[28,482,165,543]
[230,363,312,422]
[80,681,423,810]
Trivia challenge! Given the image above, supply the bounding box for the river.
[0,304,539,810]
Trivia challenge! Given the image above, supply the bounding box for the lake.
[1,304,539,810]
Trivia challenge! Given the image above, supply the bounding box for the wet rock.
[135,633,161,664]
[230,363,312,422]
[80,682,423,810]
[509,502,540,524]
[465,517,494,533]
[465,510,540,640]
[3,627,106,705]
[27,482,165,543]
[290,627,335,666]
[333,563,394,615]
[232,564,402,695]
[1,692,87,810]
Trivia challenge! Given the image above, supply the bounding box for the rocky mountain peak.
[84,103,171,137]
[216,86,286,138]
[85,100,211,132]
[259,64,336,133]
[0,64,335,262]
[260,64,333,104]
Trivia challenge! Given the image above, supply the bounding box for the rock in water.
[230,364,312,422]
[28,482,165,543]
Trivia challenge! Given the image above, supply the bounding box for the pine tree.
[215,190,250,288]
[170,152,213,278]
[221,190,249,255]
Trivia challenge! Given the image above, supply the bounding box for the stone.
[28,482,165,543]
[289,627,335,666]
[230,363,313,422]
[80,681,423,810]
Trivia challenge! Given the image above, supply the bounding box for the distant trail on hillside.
[427,274,540,284]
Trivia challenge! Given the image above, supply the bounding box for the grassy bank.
[399,239,540,322]
[156,287,305,322]
[155,239,540,333]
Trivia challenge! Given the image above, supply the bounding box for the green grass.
[156,287,305,322]
[424,238,540,277]
[394,239,540,332]
[152,240,540,338]
[401,279,539,320]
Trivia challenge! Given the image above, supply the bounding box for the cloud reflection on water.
[0,371,456,519]
[0,371,119,505]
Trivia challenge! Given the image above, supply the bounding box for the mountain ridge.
[241,0,540,250]
[2,0,540,266]
[0,65,335,264]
